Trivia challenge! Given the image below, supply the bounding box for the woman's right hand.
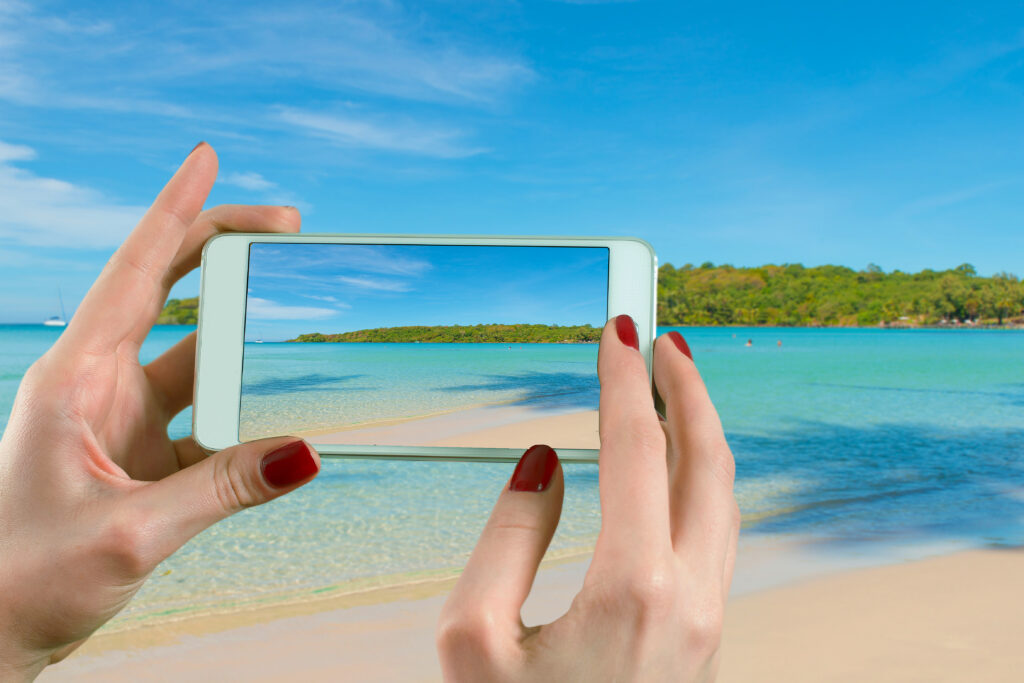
[438,319,739,681]
[0,144,320,681]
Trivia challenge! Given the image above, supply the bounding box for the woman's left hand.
[0,144,321,680]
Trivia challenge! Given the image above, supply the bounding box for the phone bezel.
[193,234,657,463]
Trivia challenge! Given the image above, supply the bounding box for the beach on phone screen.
[238,243,609,449]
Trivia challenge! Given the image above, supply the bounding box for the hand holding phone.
[195,234,657,462]
[439,324,739,681]
[0,144,321,679]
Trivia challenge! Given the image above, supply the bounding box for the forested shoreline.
[288,324,601,343]
[658,263,1023,327]
[157,263,1024,328]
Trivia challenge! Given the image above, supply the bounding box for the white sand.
[307,404,599,450]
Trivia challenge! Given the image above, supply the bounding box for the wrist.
[0,635,47,682]
[0,657,44,682]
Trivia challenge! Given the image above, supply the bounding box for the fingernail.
[189,141,206,156]
[615,314,639,350]
[509,445,558,492]
[668,331,693,360]
[261,440,318,488]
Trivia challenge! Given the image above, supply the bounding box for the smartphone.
[193,234,657,462]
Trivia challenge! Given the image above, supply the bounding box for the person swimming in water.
[745,339,753,347]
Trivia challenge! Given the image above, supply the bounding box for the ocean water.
[240,341,600,441]
[1,324,1023,627]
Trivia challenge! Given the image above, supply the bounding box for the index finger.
[592,315,671,568]
[164,204,301,286]
[123,204,301,348]
[63,143,218,355]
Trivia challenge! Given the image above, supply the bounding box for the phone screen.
[239,243,609,451]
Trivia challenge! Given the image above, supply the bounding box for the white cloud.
[0,139,35,162]
[304,294,348,305]
[336,275,411,292]
[0,139,145,247]
[0,3,532,114]
[278,108,485,158]
[221,171,277,192]
[246,296,338,320]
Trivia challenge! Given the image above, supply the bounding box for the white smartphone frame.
[193,234,657,463]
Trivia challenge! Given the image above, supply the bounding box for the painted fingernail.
[189,141,206,155]
[668,331,693,360]
[261,440,318,488]
[510,445,558,492]
[615,314,639,350]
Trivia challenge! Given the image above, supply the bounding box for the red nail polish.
[261,440,318,488]
[509,445,558,492]
[615,314,639,350]
[668,331,693,360]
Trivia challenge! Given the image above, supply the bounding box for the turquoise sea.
[240,341,600,441]
[2,324,1023,627]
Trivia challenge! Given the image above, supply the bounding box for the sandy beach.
[306,404,601,451]
[39,541,1024,682]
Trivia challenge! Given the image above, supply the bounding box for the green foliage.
[156,297,198,325]
[658,263,1024,327]
[160,264,1024,330]
[288,324,602,343]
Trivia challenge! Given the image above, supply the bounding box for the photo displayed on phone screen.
[239,244,609,450]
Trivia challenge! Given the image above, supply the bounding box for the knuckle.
[729,498,742,530]
[211,455,264,513]
[99,509,151,577]
[610,415,666,454]
[621,564,678,620]
[684,602,725,656]
[709,443,737,486]
[111,246,157,281]
[436,607,498,659]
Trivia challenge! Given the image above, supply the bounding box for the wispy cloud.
[895,178,1023,217]
[0,2,532,113]
[0,139,145,247]
[246,296,339,320]
[303,294,352,308]
[254,245,433,278]
[221,171,277,192]
[277,107,485,158]
[336,275,411,292]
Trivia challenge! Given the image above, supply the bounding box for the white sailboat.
[43,288,67,327]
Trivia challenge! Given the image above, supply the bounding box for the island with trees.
[156,297,198,325]
[658,262,1023,326]
[157,263,1024,328]
[287,324,602,343]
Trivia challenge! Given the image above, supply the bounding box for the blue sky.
[1,0,1023,322]
[245,244,609,341]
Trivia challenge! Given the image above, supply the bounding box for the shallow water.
[240,341,599,441]
[1,324,1022,626]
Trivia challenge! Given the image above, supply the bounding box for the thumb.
[438,445,563,660]
[135,437,320,566]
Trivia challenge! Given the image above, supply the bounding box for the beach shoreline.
[303,404,600,451]
[41,538,1024,682]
